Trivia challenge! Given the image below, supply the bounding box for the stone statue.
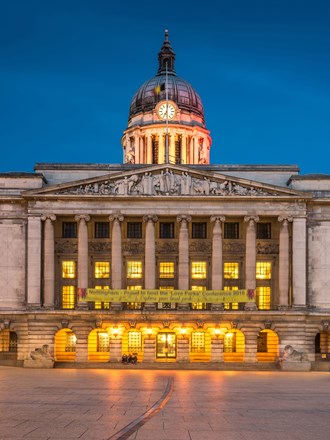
[30,344,53,361]
[278,345,311,371]
[24,344,54,368]
[125,146,135,164]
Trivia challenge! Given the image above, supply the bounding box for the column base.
[144,302,157,311]
[177,303,190,311]
[277,304,291,311]
[211,303,224,311]
[110,302,123,311]
[292,304,307,310]
[244,302,258,311]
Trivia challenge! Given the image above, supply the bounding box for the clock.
[158,102,176,120]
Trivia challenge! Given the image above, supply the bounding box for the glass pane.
[62,261,76,279]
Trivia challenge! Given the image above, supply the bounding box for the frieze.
[122,241,144,254]
[257,242,279,254]
[55,239,78,254]
[223,242,246,253]
[189,241,212,253]
[56,170,278,197]
[89,241,111,253]
[157,241,179,254]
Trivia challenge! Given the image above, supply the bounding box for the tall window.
[191,285,206,310]
[65,332,76,352]
[192,222,207,239]
[159,262,175,278]
[257,223,271,239]
[257,332,268,352]
[62,222,77,238]
[256,286,271,310]
[224,332,236,353]
[256,262,272,279]
[128,331,142,353]
[62,286,75,309]
[191,261,207,279]
[97,332,109,352]
[224,222,239,239]
[62,261,76,279]
[224,262,239,279]
[126,285,143,310]
[127,261,143,279]
[191,331,205,353]
[160,222,175,239]
[127,222,142,239]
[95,222,109,239]
[223,286,239,310]
[94,262,110,279]
[94,286,110,310]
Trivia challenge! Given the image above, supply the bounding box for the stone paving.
[0,366,329,440]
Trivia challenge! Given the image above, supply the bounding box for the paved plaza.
[0,367,329,440]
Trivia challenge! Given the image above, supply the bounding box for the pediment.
[23,164,306,198]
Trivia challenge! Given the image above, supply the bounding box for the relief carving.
[89,241,111,253]
[223,242,246,253]
[55,239,78,254]
[56,170,278,197]
[157,241,179,254]
[189,241,212,253]
[123,241,144,254]
[257,242,279,254]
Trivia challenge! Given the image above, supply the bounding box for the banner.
[78,288,256,303]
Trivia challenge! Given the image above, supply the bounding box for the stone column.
[109,214,124,310]
[177,338,190,362]
[210,216,225,310]
[143,215,158,311]
[41,214,56,308]
[169,132,176,163]
[292,217,307,308]
[181,134,187,165]
[278,216,292,308]
[243,327,259,363]
[75,215,90,290]
[177,215,191,310]
[146,134,153,164]
[210,337,224,362]
[27,215,42,307]
[158,134,165,164]
[244,215,259,310]
[134,135,139,164]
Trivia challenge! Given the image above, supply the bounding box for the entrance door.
[156,332,176,359]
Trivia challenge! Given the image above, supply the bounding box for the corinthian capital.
[75,214,90,222]
[41,214,56,222]
[210,215,226,223]
[176,215,192,223]
[143,215,158,223]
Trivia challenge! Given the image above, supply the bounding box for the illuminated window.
[223,286,239,310]
[128,331,142,352]
[62,222,77,238]
[224,262,239,279]
[160,222,174,239]
[62,286,75,309]
[127,261,143,279]
[97,332,109,352]
[192,222,207,239]
[95,222,109,238]
[256,262,271,280]
[0,330,17,353]
[224,332,236,353]
[191,262,207,279]
[224,222,239,239]
[191,331,205,353]
[191,285,206,310]
[256,286,271,310]
[160,262,175,278]
[95,262,110,279]
[257,223,271,239]
[127,222,142,239]
[94,286,110,310]
[62,261,76,279]
[126,285,142,309]
[65,332,76,352]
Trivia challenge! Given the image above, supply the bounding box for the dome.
[128,30,205,126]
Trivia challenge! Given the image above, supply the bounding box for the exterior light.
[112,326,119,337]
[147,327,152,336]
[181,326,187,337]
[215,328,221,337]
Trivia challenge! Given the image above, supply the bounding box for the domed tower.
[122,30,212,165]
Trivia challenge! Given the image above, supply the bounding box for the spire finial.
[157,29,176,76]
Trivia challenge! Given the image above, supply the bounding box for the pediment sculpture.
[56,169,277,197]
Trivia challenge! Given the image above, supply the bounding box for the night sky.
[1,0,329,175]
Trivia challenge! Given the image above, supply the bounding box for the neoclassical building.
[0,31,329,369]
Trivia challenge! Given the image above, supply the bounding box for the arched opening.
[54,329,76,362]
[156,331,176,360]
[88,329,109,362]
[223,329,245,362]
[0,330,18,361]
[121,329,143,362]
[257,329,279,362]
[190,330,211,362]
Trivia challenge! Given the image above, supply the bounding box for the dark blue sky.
[1,0,329,174]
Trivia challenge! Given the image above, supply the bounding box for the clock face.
[158,103,176,120]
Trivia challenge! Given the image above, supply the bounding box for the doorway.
[156,332,176,359]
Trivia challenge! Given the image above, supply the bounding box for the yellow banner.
[78,288,256,303]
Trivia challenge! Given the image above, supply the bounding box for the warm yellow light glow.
[159,262,175,278]
[224,262,239,279]
[95,262,110,278]
[112,326,119,337]
[256,262,272,280]
[62,286,75,309]
[127,261,143,279]
[62,261,76,279]
[181,327,187,336]
[191,261,207,279]
[147,327,153,336]
[215,328,221,337]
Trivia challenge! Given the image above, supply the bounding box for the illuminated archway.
[190,330,211,362]
[156,331,177,360]
[0,329,18,360]
[88,329,109,362]
[54,328,76,362]
[223,329,245,362]
[257,329,279,362]
[121,329,143,362]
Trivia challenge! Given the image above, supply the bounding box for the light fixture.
[147,327,152,337]
[181,326,187,337]
[112,326,119,337]
[215,328,221,337]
